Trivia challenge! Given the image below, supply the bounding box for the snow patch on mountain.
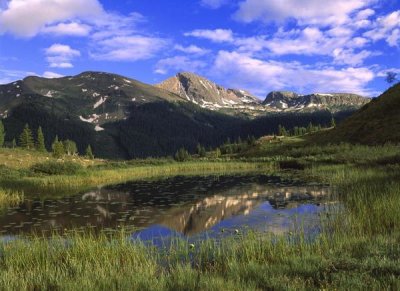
[93,97,107,109]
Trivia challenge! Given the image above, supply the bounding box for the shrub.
[30,161,84,175]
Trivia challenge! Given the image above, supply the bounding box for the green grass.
[0,188,24,209]
[315,82,400,144]
[0,160,275,196]
[0,139,399,289]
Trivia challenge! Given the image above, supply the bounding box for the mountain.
[0,71,184,122]
[156,72,260,110]
[317,83,400,144]
[262,91,370,111]
[0,71,360,159]
[157,73,370,115]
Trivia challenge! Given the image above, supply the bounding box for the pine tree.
[0,120,4,147]
[85,145,94,160]
[278,125,288,136]
[330,117,336,128]
[215,147,221,158]
[307,122,313,134]
[63,140,77,156]
[196,143,206,158]
[175,147,189,162]
[36,126,46,152]
[52,136,65,158]
[19,124,34,149]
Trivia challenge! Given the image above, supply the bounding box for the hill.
[317,83,400,144]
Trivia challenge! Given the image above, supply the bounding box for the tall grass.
[0,142,399,289]
[0,188,24,209]
[1,161,275,195]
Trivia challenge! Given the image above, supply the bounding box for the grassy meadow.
[0,137,399,289]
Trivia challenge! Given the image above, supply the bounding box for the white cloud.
[174,44,210,55]
[234,0,375,26]
[45,43,80,68]
[0,0,102,37]
[155,56,207,75]
[332,49,375,66]
[184,29,234,43]
[41,22,91,36]
[364,11,400,47]
[45,44,80,56]
[212,51,375,96]
[387,28,400,47]
[0,68,37,84]
[376,68,400,77]
[200,0,227,9]
[90,36,167,61]
[50,62,73,68]
[43,71,64,78]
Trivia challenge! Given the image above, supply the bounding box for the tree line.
[0,121,94,159]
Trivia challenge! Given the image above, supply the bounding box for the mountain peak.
[156,73,259,109]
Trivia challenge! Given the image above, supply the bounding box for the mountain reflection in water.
[0,175,335,238]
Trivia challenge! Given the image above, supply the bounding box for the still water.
[0,175,336,241]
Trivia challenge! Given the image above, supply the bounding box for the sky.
[0,0,399,98]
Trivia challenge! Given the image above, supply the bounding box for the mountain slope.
[317,83,400,144]
[263,91,370,111]
[156,72,260,110]
[0,71,364,159]
[0,71,184,123]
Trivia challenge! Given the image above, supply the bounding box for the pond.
[0,174,337,242]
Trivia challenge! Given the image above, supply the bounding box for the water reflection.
[0,175,335,239]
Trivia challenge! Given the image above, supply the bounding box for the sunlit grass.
[0,140,399,289]
[0,188,24,209]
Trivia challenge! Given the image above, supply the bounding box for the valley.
[0,71,398,290]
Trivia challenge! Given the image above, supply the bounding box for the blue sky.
[0,0,399,97]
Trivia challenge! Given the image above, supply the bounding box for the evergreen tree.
[175,147,189,162]
[63,140,77,156]
[36,126,46,152]
[247,135,256,146]
[330,117,336,128]
[196,143,206,158]
[19,124,34,149]
[0,120,4,147]
[215,147,221,158]
[294,126,300,136]
[307,122,313,134]
[52,136,65,158]
[85,145,94,160]
[278,125,288,136]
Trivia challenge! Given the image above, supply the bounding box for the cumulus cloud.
[41,22,92,36]
[0,0,102,37]
[45,43,80,68]
[212,51,375,96]
[184,29,234,43]
[364,11,400,47]
[234,0,375,26]
[155,56,207,75]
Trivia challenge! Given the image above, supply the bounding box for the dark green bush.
[30,161,83,175]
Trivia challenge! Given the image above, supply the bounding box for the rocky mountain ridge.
[262,91,370,111]
[0,71,362,159]
[157,72,370,114]
[156,72,259,110]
